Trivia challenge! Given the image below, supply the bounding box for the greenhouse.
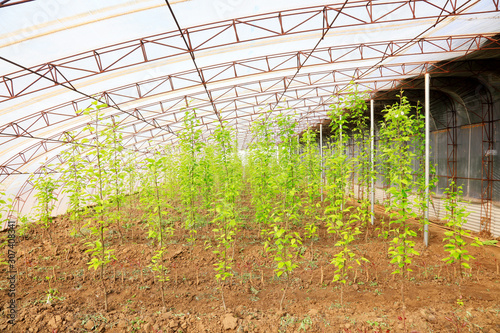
[1,0,500,332]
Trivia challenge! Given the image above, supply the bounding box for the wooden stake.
[196,269,199,286]
[52,266,57,280]
[496,260,499,275]
[261,270,264,286]
[24,255,28,277]
[320,266,324,285]
[113,268,116,281]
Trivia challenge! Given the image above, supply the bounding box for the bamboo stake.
[320,266,324,285]
[24,254,28,277]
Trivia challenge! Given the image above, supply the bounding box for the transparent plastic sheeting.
[1,0,500,222]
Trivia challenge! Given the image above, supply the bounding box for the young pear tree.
[81,101,116,312]
[178,107,204,245]
[32,166,59,242]
[60,132,89,237]
[379,93,420,316]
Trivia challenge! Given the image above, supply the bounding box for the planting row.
[1,89,494,318]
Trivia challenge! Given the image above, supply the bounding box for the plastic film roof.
[1,0,500,216]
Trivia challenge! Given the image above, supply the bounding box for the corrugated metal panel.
[353,185,499,237]
[493,204,500,238]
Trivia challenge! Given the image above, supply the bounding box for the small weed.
[131,317,144,332]
[298,315,313,332]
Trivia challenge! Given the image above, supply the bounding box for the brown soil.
[1,199,500,333]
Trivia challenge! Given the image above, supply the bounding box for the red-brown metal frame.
[2,0,500,220]
[2,1,499,102]
[3,57,500,183]
[0,0,35,8]
[3,33,499,155]
[480,85,494,235]
[6,64,500,216]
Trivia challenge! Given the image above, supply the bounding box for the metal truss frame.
[3,58,500,182]
[2,0,500,219]
[0,0,34,8]
[2,1,499,102]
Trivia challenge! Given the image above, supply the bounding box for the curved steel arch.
[4,31,498,163]
[10,100,342,216]
[2,0,500,219]
[7,67,500,217]
[4,33,495,144]
[1,0,498,102]
[0,0,35,8]
[6,54,500,185]
[1,61,432,180]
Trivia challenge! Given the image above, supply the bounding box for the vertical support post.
[320,123,323,202]
[339,115,343,143]
[370,99,375,225]
[297,135,300,155]
[340,115,343,211]
[424,73,430,247]
[480,87,494,235]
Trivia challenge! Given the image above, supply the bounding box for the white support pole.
[370,99,375,225]
[339,116,343,145]
[320,123,323,202]
[340,115,343,211]
[424,73,430,247]
[297,135,300,155]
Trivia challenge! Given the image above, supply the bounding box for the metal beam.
[2,2,499,102]
[424,73,430,247]
[370,98,374,225]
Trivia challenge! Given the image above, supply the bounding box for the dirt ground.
[1,199,499,333]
